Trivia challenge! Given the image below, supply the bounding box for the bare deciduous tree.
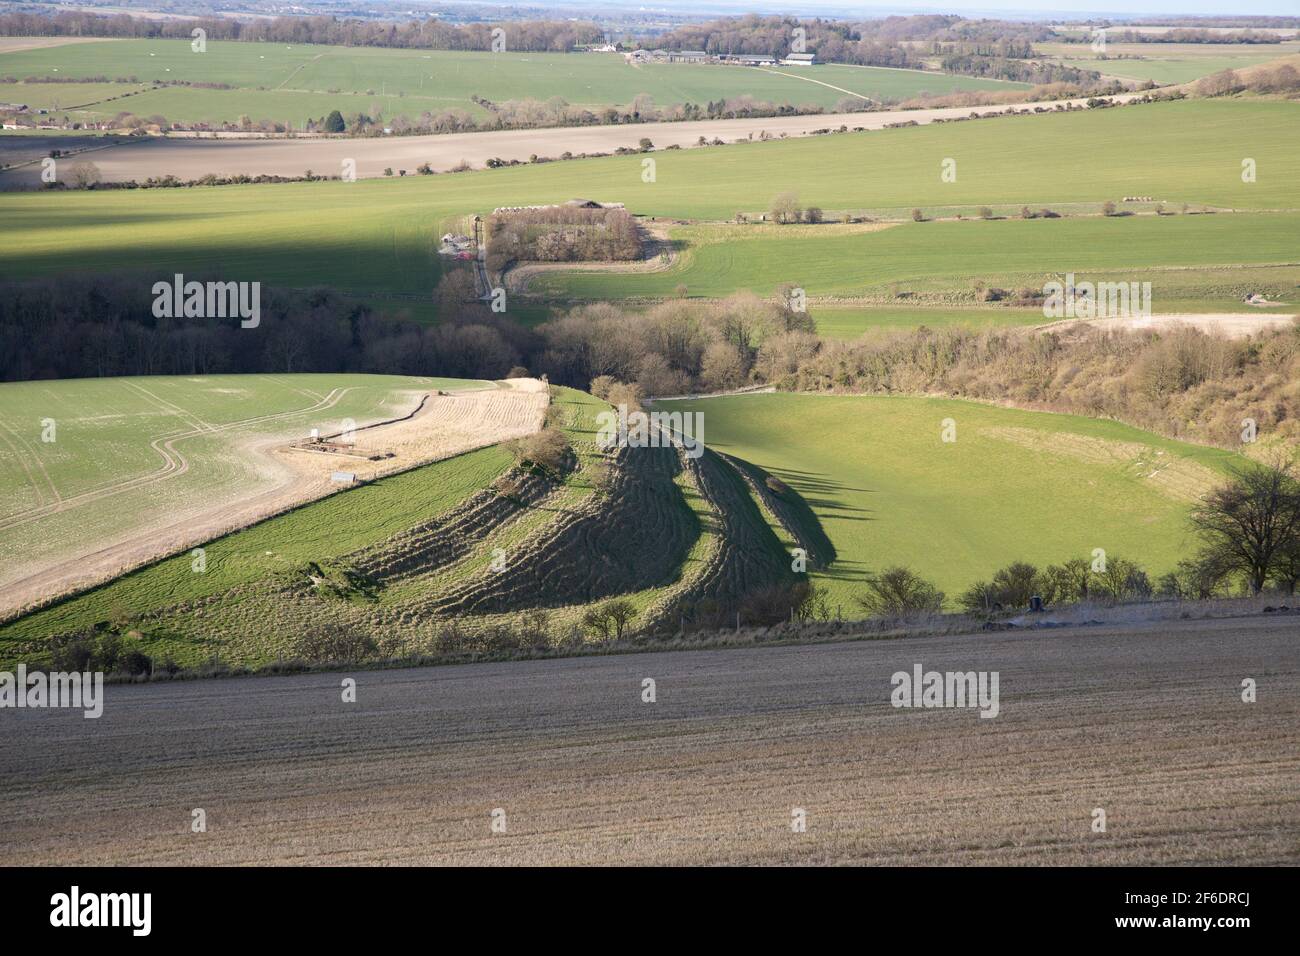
[1190,460,1300,594]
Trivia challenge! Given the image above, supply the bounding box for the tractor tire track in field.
[274,52,326,91]
[0,421,59,511]
[0,385,357,532]
[753,66,874,102]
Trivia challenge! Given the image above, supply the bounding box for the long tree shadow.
[769,467,876,522]
[720,454,873,571]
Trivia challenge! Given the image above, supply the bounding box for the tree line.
[7,275,1300,458]
[0,12,602,52]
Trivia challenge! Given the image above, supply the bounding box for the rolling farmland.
[2,3,1300,880]
[0,383,796,670]
[1033,40,1300,84]
[0,39,1026,127]
[1,98,1296,303]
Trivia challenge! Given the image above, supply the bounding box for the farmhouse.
[781,52,817,66]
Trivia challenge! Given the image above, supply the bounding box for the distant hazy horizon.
[461,0,1300,20]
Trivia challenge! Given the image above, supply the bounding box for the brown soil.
[3,612,1295,865]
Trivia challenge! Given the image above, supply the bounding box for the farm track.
[3,613,1295,865]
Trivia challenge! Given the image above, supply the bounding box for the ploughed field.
[2,613,1295,865]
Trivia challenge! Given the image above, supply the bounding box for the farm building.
[667,50,710,63]
[722,54,778,66]
[438,233,476,257]
[492,199,625,214]
[781,52,817,66]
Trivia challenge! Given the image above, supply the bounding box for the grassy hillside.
[0,99,1295,300]
[656,393,1242,609]
[0,39,1024,126]
[0,441,514,654]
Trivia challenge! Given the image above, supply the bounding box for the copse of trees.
[0,275,530,381]
[959,556,1151,613]
[645,13,1098,83]
[486,206,643,272]
[1196,65,1300,98]
[774,322,1300,450]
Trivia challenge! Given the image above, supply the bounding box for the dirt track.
[0,94,1140,187]
[2,612,1296,865]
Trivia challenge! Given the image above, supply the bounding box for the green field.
[1034,41,1300,85]
[1,98,1296,304]
[657,393,1242,608]
[0,38,1025,127]
[0,373,487,590]
[530,212,1300,303]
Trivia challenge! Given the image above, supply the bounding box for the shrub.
[582,599,636,641]
[765,475,791,495]
[857,566,945,617]
[288,623,378,664]
[511,427,570,475]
